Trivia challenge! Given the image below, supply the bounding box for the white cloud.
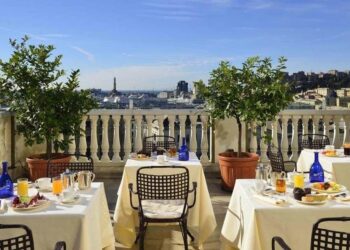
[79,64,209,90]
[71,46,95,62]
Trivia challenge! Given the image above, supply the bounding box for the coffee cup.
[157,155,166,163]
[62,189,75,202]
[35,177,51,191]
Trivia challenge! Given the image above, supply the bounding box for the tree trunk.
[237,119,242,157]
[46,137,52,160]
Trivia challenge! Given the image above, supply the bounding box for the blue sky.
[0,0,350,90]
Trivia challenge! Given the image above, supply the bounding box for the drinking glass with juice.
[17,178,29,197]
[294,173,304,188]
[52,176,63,195]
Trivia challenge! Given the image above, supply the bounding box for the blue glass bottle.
[0,161,14,198]
[309,152,324,183]
[178,137,189,161]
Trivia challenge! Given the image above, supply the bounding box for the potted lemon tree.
[197,57,293,190]
[0,36,97,180]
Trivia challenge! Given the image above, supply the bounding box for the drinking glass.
[276,172,287,194]
[52,176,63,196]
[294,173,304,188]
[343,143,350,156]
[17,178,29,197]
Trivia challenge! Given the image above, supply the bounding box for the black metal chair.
[268,149,296,173]
[141,135,176,156]
[301,134,330,150]
[47,154,94,178]
[128,166,197,250]
[272,217,350,250]
[0,224,66,250]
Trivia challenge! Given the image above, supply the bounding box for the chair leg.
[181,220,189,250]
[187,228,195,242]
[139,220,145,250]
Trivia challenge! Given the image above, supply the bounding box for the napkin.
[254,194,287,205]
[0,199,8,213]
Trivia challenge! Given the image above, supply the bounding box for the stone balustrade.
[1,108,350,168]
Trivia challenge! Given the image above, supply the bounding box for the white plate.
[311,183,346,194]
[296,199,327,205]
[12,200,51,211]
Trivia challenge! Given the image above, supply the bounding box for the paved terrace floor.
[96,167,231,250]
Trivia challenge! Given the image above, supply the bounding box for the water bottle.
[0,161,14,198]
[178,137,189,161]
[309,152,324,183]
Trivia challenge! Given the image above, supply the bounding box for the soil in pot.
[26,153,71,181]
[218,151,259,191]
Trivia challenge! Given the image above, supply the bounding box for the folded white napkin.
[0,199,8,213]
[254,194,287,205]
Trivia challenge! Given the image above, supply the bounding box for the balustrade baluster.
[112,115,121,162]
[333,116,342,148]
[260,124,269,162]
[250,122,257,155]
[146,115,154,136]
[281,116,289,160]
[124,115,132,159]
[4,118,11,165]
[344,116,350,143]
[189,115,197,153]
[271,119,279,149]
[168,116,175,138]
[179,115,187,140]
[323,116,332,144]
[68,135,77,162]
[200,115,209,163]
[157,115,164,135]
[79,117,88,161]
[135,115,143,152]
[101,115,110,162]
[90,115,99,162]
[291,116,300,161]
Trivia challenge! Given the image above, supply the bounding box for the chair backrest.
[311,217,350,250]
[47,154,94,178]
[142,135,176,155]
[0,224,34,250]
[268,150,285,172]
[136,166,189,216]
[301,134,330,150]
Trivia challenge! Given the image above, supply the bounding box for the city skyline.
[1,0,350,90]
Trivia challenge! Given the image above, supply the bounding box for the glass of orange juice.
[17,178,29,197]
[52,176,63,196]
[294,173,305,188]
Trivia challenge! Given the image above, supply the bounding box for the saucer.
[60,194,80,204]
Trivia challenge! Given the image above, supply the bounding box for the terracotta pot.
[218,151,259,191]
[26,153,71,181]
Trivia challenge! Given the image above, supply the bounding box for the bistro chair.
[0,224,66,250]
[128,166,197,250]
[141,135,176,156]
[272,217,350,250]
[47,154,94,178]
[301,134,330,150]
[268,149,296,173]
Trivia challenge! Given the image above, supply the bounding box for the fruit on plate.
[322,149,337,157]
[301,194,327,202]
[293,187,312,201]
[312,181,341,192]
[137,154,148,159]
[12,192,46,208]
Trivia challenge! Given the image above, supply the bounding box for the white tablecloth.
[221,179,350,250]
[0,183,115,250]
[113,152,217,248]
[297,149,350,189]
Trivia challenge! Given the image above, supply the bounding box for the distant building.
[110,77,120,97]
[176,80,189,96]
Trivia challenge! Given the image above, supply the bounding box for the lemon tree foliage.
[0,36,98,159]
[196,57,293,157]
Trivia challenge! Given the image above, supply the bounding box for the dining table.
[297,149,350,189]
[0,182,115,250]
[220,179,350,250]
[113,152,217,248]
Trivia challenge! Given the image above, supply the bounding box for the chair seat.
[141,199,185,219]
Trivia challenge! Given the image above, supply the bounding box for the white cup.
[35,177,51,190]
[156,155,166,163]
[255,179,266,194]
[62,189,75,202]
